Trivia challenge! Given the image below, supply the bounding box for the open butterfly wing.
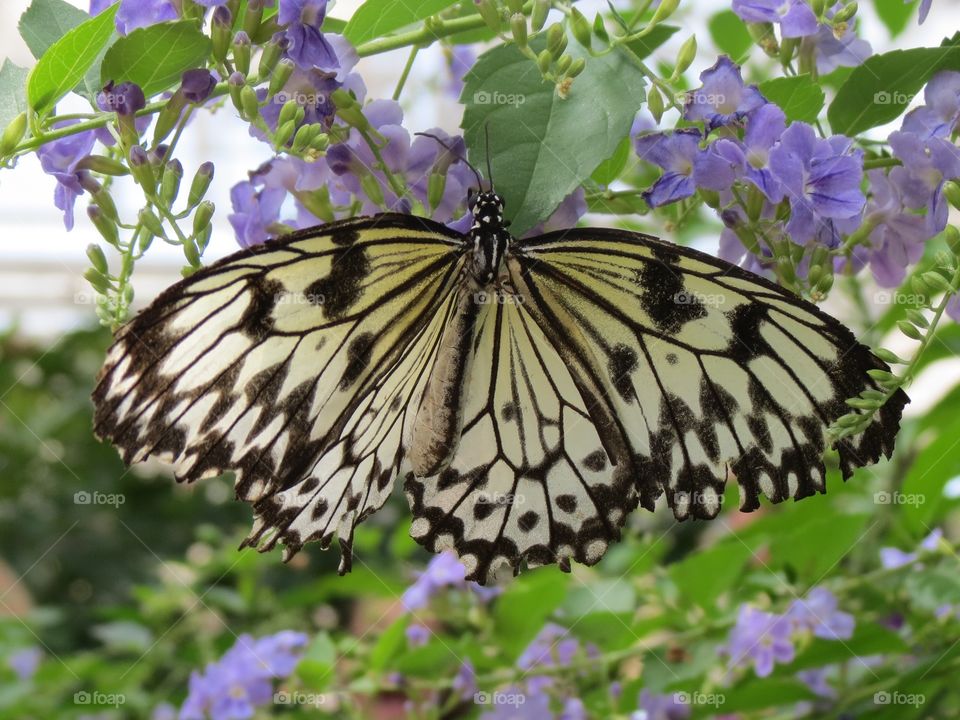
[510,228,907,520]
[93,215,465,569]
[405,285,640,584]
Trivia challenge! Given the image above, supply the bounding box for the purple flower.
[180,631,307,720]
[405,624,430,647]
[228,181,286,247]
[7,647,42,681]
[517,623,586,670]
[684,56,766,130]
[523,188,588,237]
[181,69,217,104]
[880,529,942,569]
[769,122,865,244]
[479,685,547,719]
[97,81,146,115]
[560,698,587,720]
[732,0,819,37]
[400,550,499,609]
[693,138,747,191]
[741,103,787,201]
[634,689,690,720]
[445,45,476,99]
[863,169,929,287]
[786,588,855,640]
[635,129,702,207]
[797,668,836,698]
[903,71,960,139]
[452,661,477,701]
[37,125,97,230]
[278,0,339,70]
[888,130,960,234]
[914,0,934,23]
[90,0,115,13]
[721,605,795,677]
[802,18,873,74]
[115,0,178,35]
[151,703,177,720]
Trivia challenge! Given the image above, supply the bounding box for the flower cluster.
[179,631,308,720]
[401,550,500,611]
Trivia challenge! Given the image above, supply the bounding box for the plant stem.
[863,157,901,170]
[393,45,421,101]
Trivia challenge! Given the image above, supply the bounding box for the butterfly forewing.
[512,228,907,520]
[93,214,465,569]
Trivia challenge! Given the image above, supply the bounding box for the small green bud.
[258,37,283,80]
[241,85,261,120]
[87,207,119,247]
[943,181,960,210]
[593,13,609,43]
[510,14,528,48]
[566,57,586,78]
[905,308,929,328]
[92,187,120,222]
[360,174,385,207]
[292,123,317,153]
[546,23,566,56]
[427,172,446,211]
[211,6,233,62]
[921,269,952,293]
[161,159,184,207]
[83,266,112,294]
[228,71,246,113]
[698,188,720,208]
[506,0,523,13]
[531,0,549,32]
[649,0,680,25]
[193,200,215,235]
[332,89,371,131]
[896,319,923,340]
[556,54,572,74]
[86,243,109,274]
[310,132,329,153]
[182,235,201,267]
[944,225,960,255]
[139,208,166,238]
[537,49,552,74]
[128,146,156,190]
[833,2,857,23]
[476,0,502,33]
[0,112,28,155]
[747,22,778,56]
[570,7,592,49]
[76,155,130,176]
[673,35,697,78]
[274,119,297,148]
[188,161,215,208]
[278,99,305,128]
[233,31,252,76]
[873,348,907,365]
[811,0,827,17]
[268,59,295,99]
[815,270,834,294]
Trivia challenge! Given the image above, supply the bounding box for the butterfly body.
[93,195,907,584]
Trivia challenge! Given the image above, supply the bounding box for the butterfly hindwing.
[405,283,640,584]
[93,214,465,568]
[511,228,906,520]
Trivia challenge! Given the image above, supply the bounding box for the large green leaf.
[462,37,646,235]
[790,623,908,671]
[622,24,680,61]
[26,4,118,116]
[900,411,960,533]
[769,513,870,578]
[18,0,89,58]
[100,21,212,98]
[708,10,753,62]
[875,0,918,37]
[0,61,30,131]
[669,540,753,609]
[493,571,568,659]
[344,0,460,45]
[758,74,825,123]
[828,40,960,135]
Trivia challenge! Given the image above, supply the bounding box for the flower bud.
[546,23,567,58]
[76,155,130,176]
[278,98,305,128]
[243,0,266,39]
[556,54,572,74]
[747,22,779,56]
[537,49,552,74]
[212,6,233,61]
[233,31,251,76]
[510,14,528,49]
[139,208,166,238]
[811,0,827,16]
[506,0,523,13]
[476,0,502,33]
[161,159,184,207]
[566,57,586,78]
[570,8,592,49]
[193,200,215,235]
[360,174,385,207]
[292,123,318,153]
[258,35,284,80]
[531,0,549,32]
[188,161,215,208]
[649,0,680,25]
[87,206,119,247]
[241,85,261,120]
[274,119,297,148]
[128,146,156,190]
[943,181,960,210]
[673,35,697,78]
[427,172,446,211]
[182,69,217,104]
[833,1,857,23]
[182,235,201,267]
[647,84,665,122]
[84,265,112,294]
[92,186,120,221]
[97,81,146,116]
[268,59,295,99]
[0,112,28,155]
[228,71,246,112]
[332,89,371,131]
[945,225,960,255]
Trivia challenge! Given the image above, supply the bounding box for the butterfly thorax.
[468,191,511,285]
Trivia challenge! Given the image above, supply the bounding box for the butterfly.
[92,152,908,585]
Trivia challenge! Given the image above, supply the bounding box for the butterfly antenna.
[484,123,494,189]
[414,131,485,192]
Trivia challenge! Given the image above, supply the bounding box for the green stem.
[393,45,421,101]
[863,157,902,170]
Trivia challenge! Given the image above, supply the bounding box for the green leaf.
[18,0,90,59]
[669,540,753,609]
[875,0,917,37]
[296,632,337,689]
[0,61,30,131]
[344,0,460,45]
[368,616,409,671]
[26,4,118,116]
[828,42,960,135]
[905,567,960,612]
[790,623,908,671]
[493,571,568,659]
[758,74,825,123]
[719,678,817,713]
[769,513,869,578]
[708,10,753,61]
[900,412,960,533]
[591,136,631,185]
[622,24,680,61]
[100,21,212,98]
[462,37,645,236]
